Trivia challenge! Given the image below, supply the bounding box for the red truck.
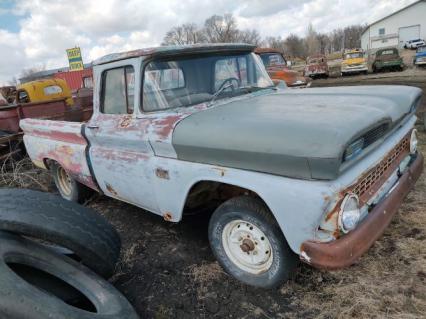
[0,80,92,160]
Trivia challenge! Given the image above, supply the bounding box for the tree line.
[162,14,365,58]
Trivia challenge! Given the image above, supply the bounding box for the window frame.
[100,65,135,115]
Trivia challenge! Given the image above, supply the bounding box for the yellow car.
[341,49,368,76]
[16,79,74,106]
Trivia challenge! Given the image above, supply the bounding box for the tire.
[0,232,138,319]
[50,162,92,203]
[208,196,298,289]
[0,188,121,278]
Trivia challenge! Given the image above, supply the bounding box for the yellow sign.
[66,47,84,71]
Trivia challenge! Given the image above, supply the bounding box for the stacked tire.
[0,189,139,319]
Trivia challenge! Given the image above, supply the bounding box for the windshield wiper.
[209,83,234,106]
[239,85,277,92]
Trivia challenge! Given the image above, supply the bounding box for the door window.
[101,66,135,114]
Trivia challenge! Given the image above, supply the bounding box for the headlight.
[410,129,418,154]
[338,194,361,233]
[343,138,364,161]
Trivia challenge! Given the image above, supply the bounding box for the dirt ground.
[1,72,426,319]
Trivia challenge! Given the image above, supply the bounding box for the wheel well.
[182,181,264,216]
[43,158,57,170]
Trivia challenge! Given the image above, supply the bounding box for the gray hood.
[172,85,422,180]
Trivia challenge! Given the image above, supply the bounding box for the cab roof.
[93,43,256,66]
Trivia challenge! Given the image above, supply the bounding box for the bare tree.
[162,23,205,45]
[236,29,262,45]
[316,33,330,54]
[263,36,286,51]
[304,23,320,56]
[203,14,239,43]
[284,34,306,58]
[162,15,365,58]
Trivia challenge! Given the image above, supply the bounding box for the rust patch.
[163,212,173,221]
[323,131,412,236]
[212,167,226,177]
[119,116,132,128]
[105,183,118,196]
[155,168,170,180]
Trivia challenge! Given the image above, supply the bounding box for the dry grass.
[186,262,224,300]
[0,157,51,191]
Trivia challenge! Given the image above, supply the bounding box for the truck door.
[85,59,159,213]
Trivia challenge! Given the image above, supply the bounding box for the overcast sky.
[0,0,418,84]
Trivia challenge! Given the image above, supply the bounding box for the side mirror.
[286,61,292,67]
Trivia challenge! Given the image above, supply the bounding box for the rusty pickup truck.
[21,44,423,288]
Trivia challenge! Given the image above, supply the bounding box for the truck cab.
[255,48,310,87]
[16,79,74,106]
[341,49,368,76]
[21,44,423,289]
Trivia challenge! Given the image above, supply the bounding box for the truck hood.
[267,67,307,86]
[172,86,421,180]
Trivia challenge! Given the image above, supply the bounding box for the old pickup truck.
[21,44,423,288]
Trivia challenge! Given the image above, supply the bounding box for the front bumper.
[300,152,423,269]
[341,65,368,73]
[376,61,402,68]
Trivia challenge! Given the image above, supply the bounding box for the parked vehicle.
[0,80,93,160]
[17,78,74,106]
[304,54,329,78]
[21,44,423,288]
[255,48,310,87]
[341,49,368,75]
[414,45,426,67]
[404,38,426,49]
[372,47,403,72]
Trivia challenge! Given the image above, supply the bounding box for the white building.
[361,0,426,51]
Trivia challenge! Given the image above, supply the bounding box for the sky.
[0,0,418,84]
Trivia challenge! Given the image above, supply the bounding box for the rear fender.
[20,119,98,191]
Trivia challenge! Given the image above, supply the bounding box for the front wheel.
[208,196,297,288]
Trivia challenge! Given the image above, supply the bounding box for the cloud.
[0,0,419,84]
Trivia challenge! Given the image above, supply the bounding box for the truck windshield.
[259,53,286,67]
[344,52,363,59]
[418,46,426,53]
[142,52,273,112]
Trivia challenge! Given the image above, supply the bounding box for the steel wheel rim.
[57,167,72,196]
[222,219,273,274]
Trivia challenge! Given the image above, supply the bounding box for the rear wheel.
[208,196,297,288]
[50,162,91,203]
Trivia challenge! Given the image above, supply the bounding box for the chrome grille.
[351,135,410,203]
[363,123,389,148]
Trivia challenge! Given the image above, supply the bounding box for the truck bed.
[20,118,98,191]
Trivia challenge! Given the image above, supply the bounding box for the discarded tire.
[0,231,138,319]
[0,188,121,278]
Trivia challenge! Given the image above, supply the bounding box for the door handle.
[86,125,99,129]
